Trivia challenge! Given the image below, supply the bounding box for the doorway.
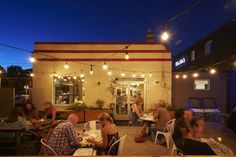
[114,78,145,120]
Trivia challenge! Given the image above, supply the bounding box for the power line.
[151,0,204,32]
[0,43,32,53]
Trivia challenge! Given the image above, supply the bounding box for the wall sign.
[175,57,186,67]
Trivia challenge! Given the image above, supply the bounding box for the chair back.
[166,119,176,135]
[84,120,97,131]
[40,138,57,155]
[108,134,127,155]
[163,119,176,134]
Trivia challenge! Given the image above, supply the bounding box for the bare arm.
[87,128,108,149]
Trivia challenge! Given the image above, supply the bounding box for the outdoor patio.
[75,122,236,155]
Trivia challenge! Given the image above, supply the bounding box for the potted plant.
[95,99,105,109]
[64,102,87,122]
[85,99,109,121]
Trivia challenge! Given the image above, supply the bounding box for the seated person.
[48,114,82,155]
[87,112,119,155]
[42,101,57,120]
[3,107,27,126]
[172,108,193,143]
[175,119,216,155]
[23,101,39,120]
[190,115,205,140]
[130,99,143,125]
[227,105,236,131]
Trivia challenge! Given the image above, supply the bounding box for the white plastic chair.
[107,134,127,155]
[84,120,97,131]
[154,119,176,149]
[40,138,57,155]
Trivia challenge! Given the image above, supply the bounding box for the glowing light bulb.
[90,65,93,75]
[192,73,199,78]
[73,76,77,79]
[132,72,136,77]
[64,63,69,69]
[210,68,216,74]
[30,73,34,77]
[141,73,145,77]
[121,71,125,77]
[175,75,180,79]
[217,137,222,142]
[29,56,36,63]
[125,52,129,60]
[108,70,112,75]
[161,31,169,41]
[182,74,187,79]
[103,62,108,70]
[149,73,152,77]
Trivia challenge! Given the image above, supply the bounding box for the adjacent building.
[172,18,236,112]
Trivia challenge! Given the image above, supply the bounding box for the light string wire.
[0,0,206,76]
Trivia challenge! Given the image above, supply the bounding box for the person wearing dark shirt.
[172,108,193,143]
[175,119,216,155]
[87,112,119,155]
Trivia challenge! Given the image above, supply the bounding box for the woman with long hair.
[87,112,119,155]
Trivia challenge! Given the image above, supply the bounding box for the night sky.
[0,0,235,69]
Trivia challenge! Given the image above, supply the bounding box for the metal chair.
[107,134,127,155]
[154,119,176,149]
[40,138,57,155]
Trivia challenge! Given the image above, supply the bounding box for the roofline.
[35,42,164,45]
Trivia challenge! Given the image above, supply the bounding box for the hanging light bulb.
[90,65,93,75]
[141,72,145,78]
[182,74,187,79]
[160,30,170,41]
[149,72,152,77]
[125,48,129,60]
[192,73,199,78]
[73,76,77,80]
[29,55,36,63]
[121,71,125,77]
[132,72,136,77]
[175,74,180,79]
[64,62,69,69]
[30,73,34,77]
[68,76,71,80]
[108,69,112,75]
[210,68,216,74]
[80,70,84,78]
[103,62,108,70]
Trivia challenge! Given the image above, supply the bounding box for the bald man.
[48,114,82,155]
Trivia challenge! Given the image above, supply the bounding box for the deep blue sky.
[0,0,235,69]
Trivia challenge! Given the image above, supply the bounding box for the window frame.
[194,79,210,91]
[205,40,213,55]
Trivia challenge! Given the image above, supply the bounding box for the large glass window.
[53,77,84,104]
[194,79,210,90]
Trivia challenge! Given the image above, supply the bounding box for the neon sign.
[175,57,186,67]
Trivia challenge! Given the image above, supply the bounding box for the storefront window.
[194,79,210,90]
[53,77,84,104]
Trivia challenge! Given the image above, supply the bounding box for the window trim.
[191,50,195,61]
[205,40,213,55]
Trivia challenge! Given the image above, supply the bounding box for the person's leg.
[140,123,148,136]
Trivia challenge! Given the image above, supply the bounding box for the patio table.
[0,126,25,155]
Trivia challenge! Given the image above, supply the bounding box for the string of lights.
[0,0,208,78]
